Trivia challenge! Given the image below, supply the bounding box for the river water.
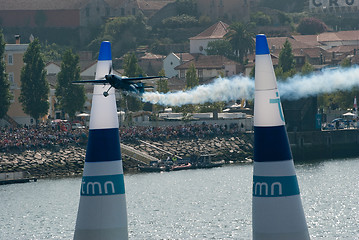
[0,158,358,239]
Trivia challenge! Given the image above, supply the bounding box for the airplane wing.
[121,76,166,82]
[72,79,109,84]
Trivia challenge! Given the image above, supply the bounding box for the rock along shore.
[0,134,254,179]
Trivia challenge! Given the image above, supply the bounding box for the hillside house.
[189,21,229,55]
[138,52,165,76]
[292,30,359,51]
[0,0,140,44]
[3,36,31,126]
[163,53,195,78]
[175,55,241,83]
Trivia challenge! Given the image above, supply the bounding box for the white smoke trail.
[279,66,359,100]
[141,66,359,106]
[142,75,254,106]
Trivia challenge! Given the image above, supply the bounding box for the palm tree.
[225,22,255,63]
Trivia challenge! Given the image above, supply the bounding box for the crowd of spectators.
[1,122,244,152]
[119,122,244,142]
[0,124,87,152]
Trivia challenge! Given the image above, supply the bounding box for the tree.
[206,40,233,58]
[0,29,11,119]
[157,69,169,93]
[56,49,85,120]
[225,22,255,63]
[275,40,297,80]
[162,14,198,28]
[301,61,314,76]
[199,102,225,113]
[322,58,356,110]
[175,0,197,16]
[19,38,49,124]
[173,63,199,120]
[341,57,352,68]
[122,52,144,111]
[41,42,64,62]
[275,66,296,80]
[278,39,296,74]
[277,11,293,25]
[250,11,272,26]
[88,15,148,57]
[297,17,328,35]
[186,63,199,89]
[123,52,144,77]
[249,66,255,79]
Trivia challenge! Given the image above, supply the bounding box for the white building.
[163,52,194,78]
[174,55,241,82]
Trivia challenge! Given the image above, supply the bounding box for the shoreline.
[0,134,254,179]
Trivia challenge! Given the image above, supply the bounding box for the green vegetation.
[161,14,198,28]
[225,22,255,64]
[297,17,328,35]
[122,52,144,112]
[199,102,225,113]
[206,40,233,58]
[275,39,296,80]
[55,49,85,120]
[88,15,148,57]
[0,29,11,119]
[185,63,199,89]
[19,39,49,124]
[123,52,144,77]
[250,11,272,26]
[318,58,356,110]
[278,39,296,73]
[300,61,315,76]
[157,69,169,94]
[41,42,64,62]
[175,0,197,16]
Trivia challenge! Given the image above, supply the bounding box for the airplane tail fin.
[135,82,154,94]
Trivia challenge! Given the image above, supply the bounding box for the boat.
[138,165,170,172]
[171,162,192,171]
[137,154,224,173]
[0,171,37,185]
[191,154,224,169]
[138,160,171,172]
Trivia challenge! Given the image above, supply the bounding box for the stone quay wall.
[0,134,254,179]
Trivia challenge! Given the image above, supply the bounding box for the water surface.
[0,159,358,239]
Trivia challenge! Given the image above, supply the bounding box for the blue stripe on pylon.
[254,125,292,162]
[85,128,121,162]
[253,175,300,197]
[98,41,112,61]
[80,174,125,196]
[256,34,270,55]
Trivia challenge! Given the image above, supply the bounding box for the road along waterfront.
[0,158,358,239]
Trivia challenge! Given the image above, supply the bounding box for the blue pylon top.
[98,41,112,61]
[256,34,270,55]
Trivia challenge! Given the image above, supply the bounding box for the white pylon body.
[252,34,310,240]
[74,41,128,240]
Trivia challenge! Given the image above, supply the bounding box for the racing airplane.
[73,72,165,97]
